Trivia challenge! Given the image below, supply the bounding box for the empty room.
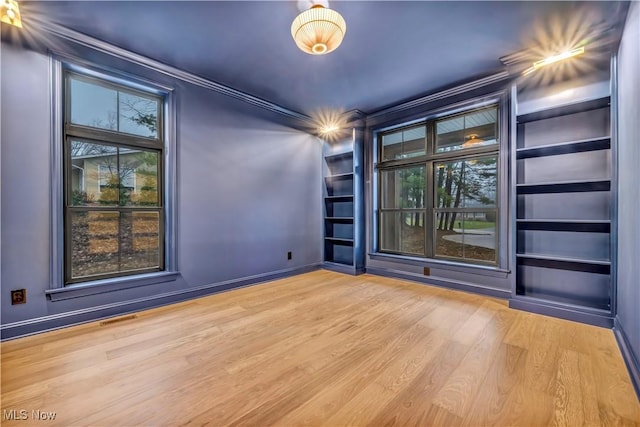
[1,0,639,425]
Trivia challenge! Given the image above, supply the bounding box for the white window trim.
[49,55,178,294]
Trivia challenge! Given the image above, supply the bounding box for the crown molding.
[365,71,511,121]
[37,21,315,126]
[343,109,366,127]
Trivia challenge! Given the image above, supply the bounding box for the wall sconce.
[523,47,585,75]
[1,0,22,28]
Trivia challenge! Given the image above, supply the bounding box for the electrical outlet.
[287,251,292,260]
[11,289,26,305]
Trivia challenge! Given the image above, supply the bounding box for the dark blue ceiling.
[23,1,627,116]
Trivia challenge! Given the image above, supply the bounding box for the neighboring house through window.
[64,70,165,284]
[377,105,500,265]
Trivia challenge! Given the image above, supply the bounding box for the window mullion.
[426,160,435,258]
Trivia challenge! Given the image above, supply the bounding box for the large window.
[64,71,165,283]
[378,106,499,265]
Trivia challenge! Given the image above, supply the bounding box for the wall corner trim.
[1,263,320,341]
[37,21,314,126]
[614,316,640,400]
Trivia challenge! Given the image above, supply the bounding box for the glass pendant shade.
[462,134,484,148]
[291,4,346,55]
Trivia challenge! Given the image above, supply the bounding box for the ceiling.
[22,1,627,117]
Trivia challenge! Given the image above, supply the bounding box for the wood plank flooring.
[1,270,639,426]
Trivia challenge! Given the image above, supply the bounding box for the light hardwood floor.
[1,270,639,426]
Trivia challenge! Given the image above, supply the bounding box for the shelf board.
[325,172,354,181]
[325,237,354,245]
[322,261,363,276]
[516,179,610,194]
[511,294,611,315]
[517,96,610,124]
[516,137,610,160]
[325,151,353,162]
[516,253,610,274]
[516,219,610,233]
[509,296,612,326]
[325,217,354,223]
[325,195,354,202]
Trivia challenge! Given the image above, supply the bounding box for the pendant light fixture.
[462,134,484,148]
[291,3,346,55]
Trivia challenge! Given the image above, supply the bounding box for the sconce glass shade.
[1,0,22,28]
[291,4,346,55]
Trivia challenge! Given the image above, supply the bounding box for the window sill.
[46,271,181,302]
[368,252,510,278]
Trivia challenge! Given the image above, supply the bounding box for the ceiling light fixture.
[1,0,22,28]
[462,134,484,148]
[523,46,585,75]
[291,4,346,55]
[320,124,339,134]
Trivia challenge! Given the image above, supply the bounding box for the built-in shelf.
[324,151,353,161]
[516,136,610,159]
[516,219,611,233]
[510,296,612,323]
[324,237,354,245]
[516,179,610,194]
[325,172,354,181]
[325,195,354,201]
[325,217,354,222]
[516,253,610,274]
[323,144,363,274]
[511,88,613,327]
[517,96,610,124]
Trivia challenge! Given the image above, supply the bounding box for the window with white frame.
[377,105,499,265]
[64,70,165,284]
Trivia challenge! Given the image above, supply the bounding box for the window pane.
[119,92,159,138]
[70,210,160,280]
[70,141,117,206]
[119,150,160,207]
[70,78,118,130]
[465,156,497,208]
[400,212,425,255]
[435,156,497,209]
[402,126,426,158]
[380,211,400,251]
[435,212,463,258]
[460,212,496,262]
[436,107,498,152]
[121,211,161,271]
[71,211,120,278]
[435,116,464,153]
[382,132,403,161]
[435,211,496,263]
[381,166,426,209]
[380,211,425,255]
[70,142,160,207]
[381,125,426,161]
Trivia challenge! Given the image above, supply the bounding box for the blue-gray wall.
[1,37,322,338]
[616,0,640,394]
